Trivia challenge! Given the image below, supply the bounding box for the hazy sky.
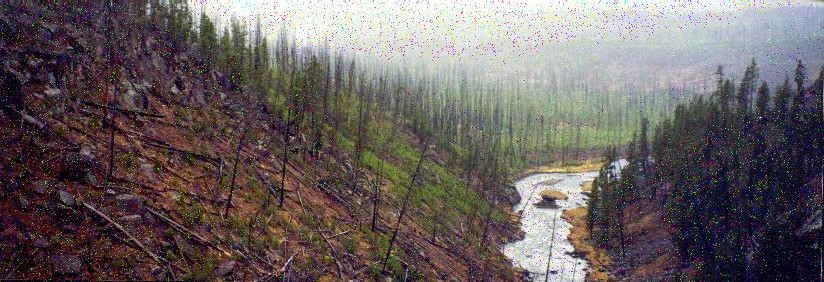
[191,0,822,90]
[194,0,821,61]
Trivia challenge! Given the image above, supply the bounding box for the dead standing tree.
[381,137,430,274]
[223,128,248,219]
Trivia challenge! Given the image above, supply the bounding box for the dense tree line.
[587,60,823,280]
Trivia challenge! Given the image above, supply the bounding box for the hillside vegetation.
[0,2,525,280]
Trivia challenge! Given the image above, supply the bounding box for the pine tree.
[198,10,217,68]
[755,81,770,119]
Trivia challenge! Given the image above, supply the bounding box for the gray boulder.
[118,215,143,232]
[56,190,75,207]
[50,254,82,275]
[115,194,143,214]
[214,260,236,277]
[58,153,94,182]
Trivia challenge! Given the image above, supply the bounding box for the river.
[503,161,624,282]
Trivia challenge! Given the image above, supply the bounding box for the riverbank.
[561,182,611,282]
[513,159,603,180]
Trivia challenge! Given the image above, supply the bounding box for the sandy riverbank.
[561,181,611,282]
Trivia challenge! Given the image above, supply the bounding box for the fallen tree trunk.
[73,98,165,118]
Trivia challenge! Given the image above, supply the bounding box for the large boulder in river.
[499,184,521,206]
[535,189,568,208]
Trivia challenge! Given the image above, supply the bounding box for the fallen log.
[143,141,220,165]
[73,98,165,118]
[144,205,231,257]
[3,106,47,131]
[319,229,345,278]
[79,199,166,265]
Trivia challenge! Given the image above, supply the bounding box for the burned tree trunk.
[215,157,224,196]
[279,115,290,207]
[224,130,247,218]
[371,180,380,232]
[381,138,429,274]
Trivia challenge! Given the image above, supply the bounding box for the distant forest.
[142,0,710,171]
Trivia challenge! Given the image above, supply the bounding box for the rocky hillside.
[0,3,523,280]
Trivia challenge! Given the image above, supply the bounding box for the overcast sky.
[190,0,822,90]
[193,0,820,61]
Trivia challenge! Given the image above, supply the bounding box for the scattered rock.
[140,163,156,183]
[118,215,143,232]
[216,196,235,208]
[58,153,93,182]
[57,190,75,207]
[0,227,24,244]
[541,189,567,200]
[797,210,821,236]
[118,79,148,109]
[214,260,236,277]
[142,212,157,225]
[115,194,143,214]
[150,266,166,280]
[55,201,84,223]
[538,179,563,187]
[101,240,113,251]
[60,223,78,232]
[33,237,50,248]
[167,191,181,201]
[18,195,30,210]
[194,92,206,106]
[433,173,442,185]
[34,201,56,214]
[413,174,425,186]
[1,179,18,198]
[50,254,82,275]
[173,234,196,257]
[85,173,97,186]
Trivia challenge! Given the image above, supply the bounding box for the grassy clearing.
[517,159,603,178]
[348,116,508,233]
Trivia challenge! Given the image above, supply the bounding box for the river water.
[503,161,625,281]
[503,172,596,281]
